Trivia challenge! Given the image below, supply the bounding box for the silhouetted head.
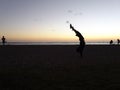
[110,40,113,44]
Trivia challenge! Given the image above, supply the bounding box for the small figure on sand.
[110,40,113,45]
[70,24,85,57]
[1,36,6,45]
[117,39,120,45]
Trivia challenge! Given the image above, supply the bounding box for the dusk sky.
[1,0,120,42]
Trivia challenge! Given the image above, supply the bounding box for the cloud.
[66,21,69,24]
[74,12,83,16]
[67,10,83,16]
[68,10,73,13]
[33,18,42,22]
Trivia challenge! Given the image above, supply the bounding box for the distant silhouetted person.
[1,36,6,45]
[117,39,120,45]
[110,40,113,45]
[70,24,85,57]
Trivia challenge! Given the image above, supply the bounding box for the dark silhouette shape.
[117,39,120,45]
[1,36,6,45]
[110,40,113,45]
[70,24,85,57]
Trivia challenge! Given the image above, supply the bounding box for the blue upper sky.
[0,0,120,42]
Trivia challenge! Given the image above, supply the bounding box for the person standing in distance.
[1,36,6,45]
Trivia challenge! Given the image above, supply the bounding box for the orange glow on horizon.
[6,35,118,42]
[1,28,120,42]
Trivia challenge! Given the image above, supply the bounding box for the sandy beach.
[0,45,120,89]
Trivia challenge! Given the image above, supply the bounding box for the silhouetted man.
[117,39,120,45]
[1,36,6,45]
[110,40,113,45]
[70,24,85,57]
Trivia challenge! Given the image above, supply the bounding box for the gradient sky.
[1,0,120,42]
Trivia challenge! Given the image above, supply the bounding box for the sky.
[0,0,120,42]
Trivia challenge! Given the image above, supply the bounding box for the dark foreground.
[0,45,120,90]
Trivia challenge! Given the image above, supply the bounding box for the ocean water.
[0,42,109,45]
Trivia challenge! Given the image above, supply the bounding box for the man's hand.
[70,24,74,29]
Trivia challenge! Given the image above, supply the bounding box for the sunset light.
[1,0,120,43]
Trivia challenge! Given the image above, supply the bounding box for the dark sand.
[0,45,120,89]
